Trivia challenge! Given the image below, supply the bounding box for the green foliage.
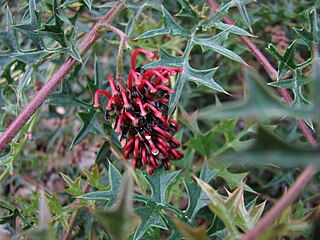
[0,1,319,239]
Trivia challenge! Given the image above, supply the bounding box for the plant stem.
[0,1,127,153]
[0,168,9,183]
[242,165,318,240]
[207,0,317,147]
[62,181,91,240]
[94,23,131,87]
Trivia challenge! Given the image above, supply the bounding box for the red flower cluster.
[93,48,184,174]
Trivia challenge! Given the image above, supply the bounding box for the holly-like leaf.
[223,126,320,167]
[267,41,297,79]
[216,120,256,154]
[0,7,18,51]
[293,9,319,47]
[94,173,139,240]
[125,0,162,36]
[48,80,81,106]
[217,168,248,190]
[227,189,266,232]
[28,192,54,240]
[145,48,224,115]
[13,0,43,49]
[203,0,254,31]
[45,193,69,230]
[203,1,233,31]
[214,22,254,37]
[0,56,15,76]
[132,167,183,239]
[194,177,242,238]
[13,51,52,65]
[70,110,106,148]
[60,173,83,196]
[197,69,311,120]
[193,29,246,64]
[234,0,252,33]
[144,167,181,203]
[185,161,219,219]
[134,201,168,240]
[39,0,68,48]
[79,162,123,207]
[268,77,310,89]
[176,0,199,19]
[187,130,219,157]
[290,70,314,130]
[82,165,106,190]
[59,44,82,62]
[0,204,21,229]
[137,5,191,39]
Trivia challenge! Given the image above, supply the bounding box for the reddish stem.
[243,165,317,240]
[0,1,127,152]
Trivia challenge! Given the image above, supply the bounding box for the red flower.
[93,48,184,174]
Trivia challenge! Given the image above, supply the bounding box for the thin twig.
[62,181,91,240]
[207,0,317,146]
[242,165,318,240]
[94,23,131,87]
[0,1,127,152]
